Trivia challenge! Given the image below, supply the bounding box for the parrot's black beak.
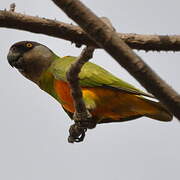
[7,50,22,68]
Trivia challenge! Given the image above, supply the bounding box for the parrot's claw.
[73,110,96,129]
[73,110,92,121]
[68,110,96,143]
[68,124,87,143]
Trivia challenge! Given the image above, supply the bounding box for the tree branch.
[51,0,180,119]
[66,46,95,143]
[66,46,95,115]
[1,10,180,51]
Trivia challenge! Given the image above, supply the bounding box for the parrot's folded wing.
[50,56,154,98]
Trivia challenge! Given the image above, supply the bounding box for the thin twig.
[67,46,95,115]
[66,18,112,143]
[1,10,180,51]
[51,0,180,119]
[66,46,95,143]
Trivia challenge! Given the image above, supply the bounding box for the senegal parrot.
[7,41,172,126]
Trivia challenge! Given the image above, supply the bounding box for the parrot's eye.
[26,43,33,48]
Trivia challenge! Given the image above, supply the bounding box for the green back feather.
[49,56,153,98]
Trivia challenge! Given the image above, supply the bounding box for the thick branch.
[51,0,180,119]
[1,10,180,51]
[0,10,92,47]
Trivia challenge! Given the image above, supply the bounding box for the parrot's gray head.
[7,41,54,84]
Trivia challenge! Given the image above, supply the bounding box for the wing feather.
[50,56,154,98]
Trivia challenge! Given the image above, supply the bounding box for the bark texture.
[1,10,180,51]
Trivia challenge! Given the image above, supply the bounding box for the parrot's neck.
[39,69,60,101]
[19,53,58,85]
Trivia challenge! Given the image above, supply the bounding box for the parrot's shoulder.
[49,56,76,81]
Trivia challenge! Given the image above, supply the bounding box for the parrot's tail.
[144,99,173,121]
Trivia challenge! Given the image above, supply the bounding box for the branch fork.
[52,0,180,120]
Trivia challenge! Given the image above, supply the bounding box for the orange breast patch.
[54,80,75,112]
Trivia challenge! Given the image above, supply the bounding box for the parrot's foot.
[68,110,97,143]
[68,124,87,143]
[73,110,97,129]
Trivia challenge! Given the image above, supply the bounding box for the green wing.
[50,56,153,98]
